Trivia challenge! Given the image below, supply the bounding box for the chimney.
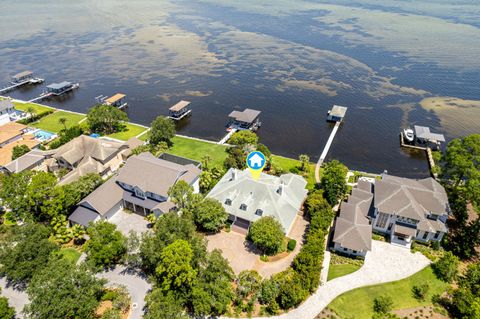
[231,169,236,181]
[277,182,284,196]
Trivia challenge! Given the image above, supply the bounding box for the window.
[240,204,247,211]
[224,199,232,206]
[422,232,428,240]
[434,231,440,239]
[135,188,145,199]
[255,209,263,216]
[375,213,389,228]
[353,250,357,254]
[343,247,348,251]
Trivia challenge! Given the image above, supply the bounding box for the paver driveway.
[0,277,28,319]
[109,210,149,236]
[222,240,431,319]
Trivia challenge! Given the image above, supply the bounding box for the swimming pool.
[34,129,56,141]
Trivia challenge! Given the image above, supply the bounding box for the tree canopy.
[0,296,15,319]
[24,259,105,319]
[85,221,126,269]
[320,160,348,205]
[167,180,194,210]
[148,116,176,147]
[0,223,58,284]
[87,104,128,135]
[193,198,228,232]
[12,144,30,160]
[248,216,285,255]
[228,130,259,146]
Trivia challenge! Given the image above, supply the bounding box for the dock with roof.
[0,71,44,95]
[29,81,79,103]
[227,108,261,132]
[168,100,191,121]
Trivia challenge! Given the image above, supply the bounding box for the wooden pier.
[0,71,44,94]
[218,128,237,145]
[315,121,341,183]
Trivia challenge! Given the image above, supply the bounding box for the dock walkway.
[399,133,437,177]
[315,121,341,183]
[0,80,31,95]
[218,128,237,145]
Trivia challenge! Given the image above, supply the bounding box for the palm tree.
[299,154,310,172]
[26,106,36,120]
[58,117,67,131]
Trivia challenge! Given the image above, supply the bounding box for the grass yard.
[107,122,148,141]
[13,101,54,116]
[56,247,81,264]
[169,136,228,167]
[328,263,362,281]
[31,111,86,133]
[272,155,317,189]
[328,266,449,319]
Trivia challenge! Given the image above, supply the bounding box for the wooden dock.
[315,121,341,183]
[218,128,237,145]
[0,80,32,95]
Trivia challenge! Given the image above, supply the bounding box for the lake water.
[1,0,479,177]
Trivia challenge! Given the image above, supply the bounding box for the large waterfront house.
[206,168,308,235]
[332,173,449,257]
[68,152,201,227]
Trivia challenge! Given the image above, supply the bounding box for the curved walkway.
[223,240,431,319]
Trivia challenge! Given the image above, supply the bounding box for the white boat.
[29,78,44,84]
[403,128,415,142]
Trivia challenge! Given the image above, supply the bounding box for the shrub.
[18,109,54,124]
[433,251,459,283]
[287,239,297,252]
[320,160,348,205]
[373,296,394,313]
[49,126,83,149]
[412,283,430,300]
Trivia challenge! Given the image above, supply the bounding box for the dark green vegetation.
[87,104,128,135]
[320,159,348,205]
[248,216,285,256]
[11,144,30,160]
[0,295,15,319]
[193,197,228,232]
[85,221,127,270]
[148,116,176,146]
[49,125,84,149]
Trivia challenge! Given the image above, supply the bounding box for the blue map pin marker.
[246,151,266,180]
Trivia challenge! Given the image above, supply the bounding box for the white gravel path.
[223,240,431,319]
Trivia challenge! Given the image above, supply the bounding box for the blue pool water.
[34,130,55,141]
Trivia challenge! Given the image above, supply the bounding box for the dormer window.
[255,209,263,216]
[225,199,232,206]
[135,188,145,199]
[240,204,247,211]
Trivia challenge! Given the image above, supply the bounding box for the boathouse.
[327,105,348,122]
[46,81,74,95]
[228,108,261,131]
[11,71,33,83]
[168,100,191,120]
[105,93,127,109]
[414,126,445,145]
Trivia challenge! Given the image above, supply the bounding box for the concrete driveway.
[222,240,431,319]
[0,277,28,319]
[97,266,151,319]
[109,210,149,236]
[207,215,308,278]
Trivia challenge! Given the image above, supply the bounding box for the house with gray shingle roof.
[206,168,308,235]
[68,152,201,227]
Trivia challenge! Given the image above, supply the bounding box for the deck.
[218,128,237,145]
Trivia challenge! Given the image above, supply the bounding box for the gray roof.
[0,100,14,113]
[333,182,373,251]
[79,177,123,216]
[69,206,99,227]
[330,105,348,118]
[414,126,445,142]
[375,174,449,221]
[46,81,71,90]
[12,71,32,80]
[3,149,45,173]
[228,108,261,123]
[207,168,307,233]
[169,100,190,112]
[116,152,201,197]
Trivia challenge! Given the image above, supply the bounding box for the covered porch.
[390,223,417,248]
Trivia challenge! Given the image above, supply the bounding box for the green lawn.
[56,248,81,264]
[169,136,228,167]
[328,266,449,319]
[107,122,148,141]
[13,101,54,116]
[32,111,86,133]
[327,263,362,281]
[271,155,317,189]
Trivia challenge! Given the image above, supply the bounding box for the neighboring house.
[68,152,201,227]
[48,135,142,185]
[1,149,47,174]
[372,174,449,246]
[206,168,308,235]
[332,180,373,257]
[0,100,16,125]
[0,122,40,166]
[332,173,450,257]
